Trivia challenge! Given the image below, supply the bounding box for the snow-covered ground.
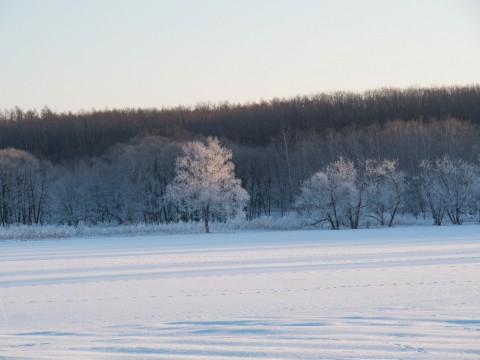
[0,226,479,359]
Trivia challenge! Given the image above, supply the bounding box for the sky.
[0,0,479,112]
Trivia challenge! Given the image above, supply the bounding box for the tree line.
[0,116,479,229]
[296,155,480,229]
[1,85,480,164]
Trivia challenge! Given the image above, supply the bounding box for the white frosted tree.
[165,137,249,233]
[295,157,358,229]
[419,155,479,225]
[365,159,406,227]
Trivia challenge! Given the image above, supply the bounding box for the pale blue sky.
[0,0,479,112]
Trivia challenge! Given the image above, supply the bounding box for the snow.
[1,226,479,359]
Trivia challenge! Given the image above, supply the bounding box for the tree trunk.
[204,203,210,233]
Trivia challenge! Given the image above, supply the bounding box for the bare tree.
[0,148,51,225]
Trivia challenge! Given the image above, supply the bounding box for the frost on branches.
[419,155,479,225]
[364,159,406,227]
[295,157,358,230]
[295,157,407,229]
[165,137,249,233]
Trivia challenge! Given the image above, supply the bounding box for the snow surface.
[0,226,479,359]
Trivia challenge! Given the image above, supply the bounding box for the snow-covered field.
[1,226,479,359]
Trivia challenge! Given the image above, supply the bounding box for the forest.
[0,85,479,229]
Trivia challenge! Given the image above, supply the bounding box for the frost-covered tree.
[165,137,249,233]
[0,148,51,225]
[365,159,406,227]
[107,137,181,224]
[53,162,92,225]
[419,155,479,225]
[54,138,182,226]
[295,157,358,229]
